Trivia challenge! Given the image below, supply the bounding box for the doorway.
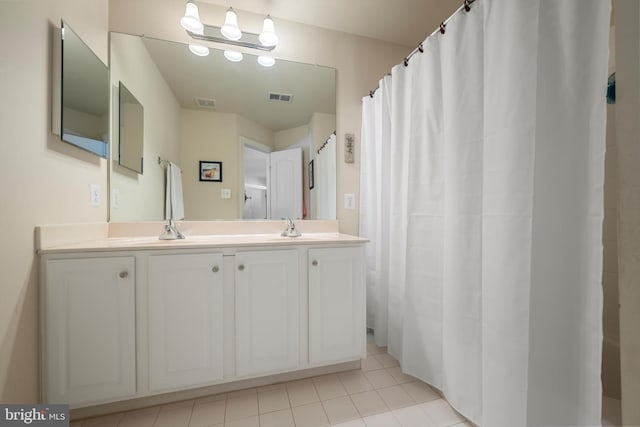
[240,138,303,220]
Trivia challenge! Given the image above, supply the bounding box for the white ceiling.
[198,0,462,48]
[141,36,336,131]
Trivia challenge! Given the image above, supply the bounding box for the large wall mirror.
[60,21,109,157]
[109,32,336,222]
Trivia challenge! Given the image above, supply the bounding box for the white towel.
[165,162,185,220]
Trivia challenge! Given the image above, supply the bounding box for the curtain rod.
[368,0,477,98]
[317,131,337,154]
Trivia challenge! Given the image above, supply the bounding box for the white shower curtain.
[316,133,337,220]
[360,1,610,426]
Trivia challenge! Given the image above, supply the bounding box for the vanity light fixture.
[180,1,204,34]
[259,15,278,47]
[220,7,242,41]
[181,1,279,62]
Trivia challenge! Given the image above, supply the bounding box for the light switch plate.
[344,193,356,210]
[221,188,231,199]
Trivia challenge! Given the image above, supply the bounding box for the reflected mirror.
[61,21,109,157]
[118,82,144,173]
[109,32,336,221]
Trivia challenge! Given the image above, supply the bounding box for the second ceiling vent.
[268,92,293,103]
[195,97,216,109]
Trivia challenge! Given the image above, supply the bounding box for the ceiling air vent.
[195,97,216,109]
[268,92,293,103]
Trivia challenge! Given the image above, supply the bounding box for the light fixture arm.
[187,24,275,51]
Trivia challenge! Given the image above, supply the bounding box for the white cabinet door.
[148,253,224,391]
[309,247,366,365]
[45,257,136,406]
[235,250,299,376]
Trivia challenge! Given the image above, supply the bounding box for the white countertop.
[38,232,367,254]
[36,221,368,254]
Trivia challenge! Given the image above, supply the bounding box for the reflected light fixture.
[257,55,275,67]
[189,44,210,56]
[259,15,278,47]
[180,1,204,34]
[224,50,243,62]
[187,25,209,57]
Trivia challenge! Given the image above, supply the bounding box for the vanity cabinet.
[39,231,366,410]
[309,247,365,365]
[43,257,136,405]
[234,250,299,377]
[148,253,224,391]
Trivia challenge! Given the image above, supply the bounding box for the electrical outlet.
[112,188,120,209]
[221,188,232,199]
[344,193,356,210]
[90,184,101,207]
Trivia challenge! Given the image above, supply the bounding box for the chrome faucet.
[159,219,185,240]
[281,217,301,237]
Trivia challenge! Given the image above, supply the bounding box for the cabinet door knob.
[119,271,129,279]
[238,264,245,271]
[312,260,318,266]
[212,266,219,273]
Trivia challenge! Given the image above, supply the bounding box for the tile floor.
[73,340,471,427]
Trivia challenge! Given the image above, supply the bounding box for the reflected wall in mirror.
[61,21,109,158]
[109,32,336,222]
[119,82,144,173]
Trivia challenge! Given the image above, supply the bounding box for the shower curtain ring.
[418,43,424,53]
[439,22,446,34]
[403,57,409,67]
[464,0,471,12]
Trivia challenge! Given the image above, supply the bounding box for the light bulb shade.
[189,44,210,56]
[224,50,243,62]
[220,8,242,41]
[180,2,204,34]
[259,15,278,46]
[257,55,275,67]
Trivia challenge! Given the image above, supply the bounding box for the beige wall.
[274,124,309,151]
[602,104,620,399]
[615,1,640,424]
[237,115,275,148]
[180,109,240,220]
[108,0,410,234]
[0,0,109,402]
[601,25,620,400]
[110,32,182,221]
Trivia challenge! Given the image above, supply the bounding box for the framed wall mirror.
[118,82,144,173]
[59,21,109,158]
[109,32,336,222]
